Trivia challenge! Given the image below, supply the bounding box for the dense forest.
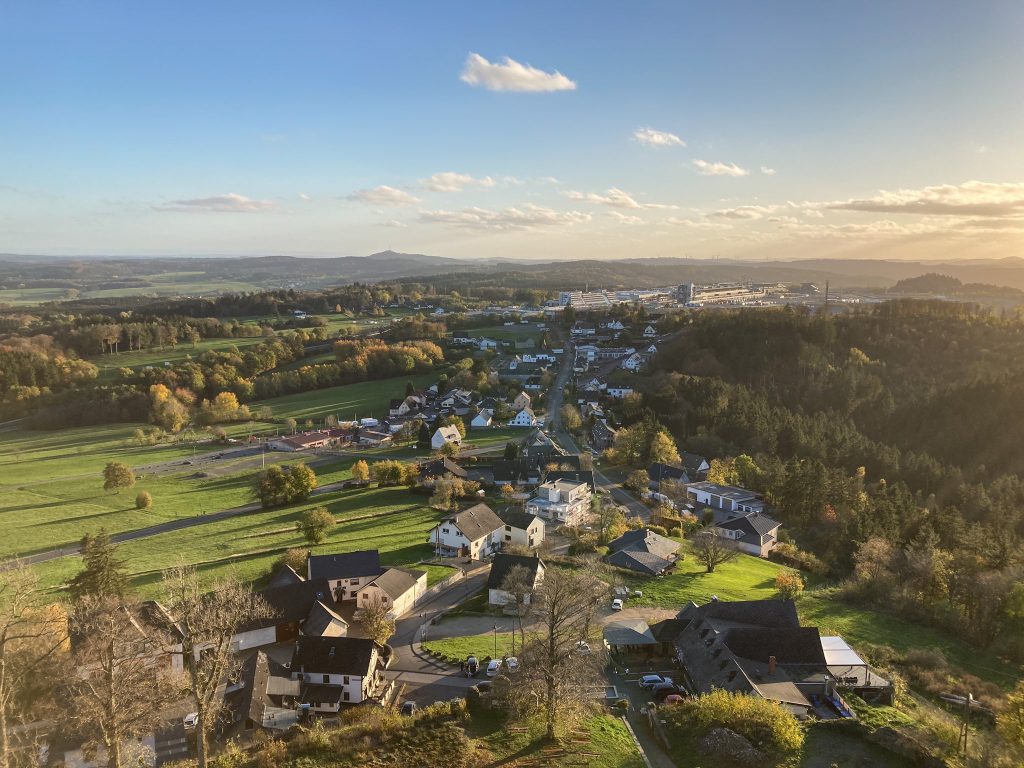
[636,301,1024,660]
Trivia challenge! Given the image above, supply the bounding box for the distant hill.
[889,272,1023,297]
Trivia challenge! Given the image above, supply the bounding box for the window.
[505,535,511,541]
[343,676,349,685]
[323,674,329,684]
[442,527,449,534]
[343,691,350,702]
[350,578,359,585]
[505,525,511,531]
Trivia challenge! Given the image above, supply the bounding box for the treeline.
[636,301,1024,659]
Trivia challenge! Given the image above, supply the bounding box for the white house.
[291,637,387,712]
[355,567,427,619]
[429,503,504,559]
[508,408,538,427]
[621,353,645,372]
[643,325,657,337]
[471,409,493,429]
[487,554,546,607]
[497,509,546,549]
[307,550,384,603]
[478,338,499,351]
[431,425,463,450]
[686,482,766,515]
[607,386,635,399]
[526,479,592,527]
[603,319,625,331]
[513,391,532,411]
[687,481,781,558]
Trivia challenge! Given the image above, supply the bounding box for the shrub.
[775,570,805,600]
[663,689,805,757]
[274,547,308,575]
[135,490,152,509]
[770,542,830,575]
[903,647,947,670]
[254,739,287,768]
[647,524,668,537]
[669,527,683,538]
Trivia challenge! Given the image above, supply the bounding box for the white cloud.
[419,203,590,231]
[154,193,274,213]
[693,160,749,177]
[831,180,1024,218]
[760,166,777,176]
[633,127,685,148]
[460,53,577,92]
[346,185,421,206]
[382,219,407,228]
[298,193,312,201]
[419,172,496,193]
[709,204,776,220]
[667,217,731,230]
[608,211,643,225]
[566,187,677,210]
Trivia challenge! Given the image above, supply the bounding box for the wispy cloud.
[419,172,496,193]
[693,160,749,177]
[709,205,775,220]
[760,166,777,176]
[346,185,421,206]
[154,193,274,213]
[460,53,577,92]
[830,181,1024,218]
[419,203,590,231]
[298,193,312,202]
[566,187,677,210]
[608,211,643,225]
[633,127,685,148]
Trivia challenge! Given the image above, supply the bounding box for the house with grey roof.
[604,528,681,576]
[355,567,427,619]
[487,553,545,607]
[428,502,504,559]
[687,482,781,557]
[307,550,384,602]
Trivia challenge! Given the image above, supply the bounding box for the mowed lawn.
[32,484,448,598]
[463,324,542,342]
[251,371,438,423]
[91,335,265,381]
[618,541,1022,688]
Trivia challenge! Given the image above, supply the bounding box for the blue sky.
[2,1,1024,259]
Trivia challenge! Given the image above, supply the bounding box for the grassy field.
[616,541,1022,688]
[91,335,266,381]
[461,324,542,342]
[423,631,520,661]
[31,482,448,597]
[250,371,438,423]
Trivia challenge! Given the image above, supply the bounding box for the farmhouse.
[355,567,427,619]
[431,425,463,450]
[231,579,345,651]
[429,502,504,559]
[487,553,545,607]
[307,550,384,602]
[291,636,389,712]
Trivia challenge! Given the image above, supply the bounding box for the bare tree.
[0,560,68,768]
[499,564,537,653]
[64,597,177,768]
[359,596,396,646]
[158,564,271,768]
[692,527,738,573]
[503,568,607,739]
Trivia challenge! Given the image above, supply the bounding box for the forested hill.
[647,300,1024,486]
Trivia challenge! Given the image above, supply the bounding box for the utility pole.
[823,280,830,311]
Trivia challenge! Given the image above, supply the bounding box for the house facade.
[355,567,427,619]
[497,509,546,549]
[526,479,592,526]
[291,637,387,712]
[429,503,504,559]
[487,554,545,607]
[508,408,538,427]
[512,391,532,411]
[307,550,384,602]
[431,426,462,450]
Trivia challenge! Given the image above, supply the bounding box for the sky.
[2,0,1024,261]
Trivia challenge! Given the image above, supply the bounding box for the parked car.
[575,641,592,655]
[183,712,199,730]
[652,684,682,701]
[611,598,624,611]
[663,694,684,704]
[486,659,501,677]
[400,701,418,716]
[639,675,673,689]
[466,656,479,676]
[505,657,520,673]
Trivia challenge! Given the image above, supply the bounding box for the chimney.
[768,655,777,675]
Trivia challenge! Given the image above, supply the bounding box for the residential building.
[647,462,690,490]
[231,580,345,651]
[471,409,493,428]
[221,650,300,736]
[487,553,545,607]
[682,452,710,480]
[355,567,427,619]
[714,510,782,558]
[291,637,389,712]
[621,353,645,372]
[429,503,504,559]
[603,319,625,331]
[672,598,892,717]
[512,391,532,411]
[607,385,635,398]
[604,528,681,575]
[508,408,538,427]
[643,325,657,337]
[417,456,468,486]
[687,482,766,515]
[431,425,463,450]
[570,321,598,337]
[545,468,596,492]
[526,479,591,526]
[307,550,384,602]
[590,418,617,449]
[497,509,546,549]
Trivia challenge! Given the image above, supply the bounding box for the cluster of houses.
[603,597,893,719]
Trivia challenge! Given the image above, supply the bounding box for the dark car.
[652,684,683,702]
[400,701,418,716]
[466,656,479,676]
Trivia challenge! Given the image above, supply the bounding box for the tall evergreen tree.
[69,529,131,600]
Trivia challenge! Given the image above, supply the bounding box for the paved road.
[545,335,650,523]
[385,568,492,706]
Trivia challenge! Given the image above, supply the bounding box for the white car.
[486,659,501,677]
[183,712,199,730]
[575,641,592,655]
[639,675,674,689]
[505,657,520,673]
[611,598,624,611]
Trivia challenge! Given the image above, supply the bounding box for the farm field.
[250,370,439,423]
[90,335,266,381]
[463,324,543,342]
[31,482,447,598]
